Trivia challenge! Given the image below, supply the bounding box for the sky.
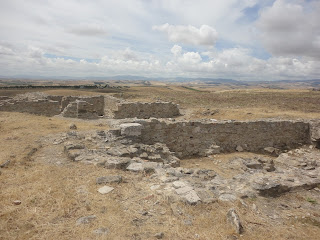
[0,0,319,80]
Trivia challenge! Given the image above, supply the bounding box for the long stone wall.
[0,93,105,118]
[0,99,61,116]
[113,102,181,119]
[137,119,311,158]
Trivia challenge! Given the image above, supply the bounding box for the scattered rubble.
[57,119,320,205]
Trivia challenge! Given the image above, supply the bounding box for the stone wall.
[137,119,311,158]
[310,120,320,148]
[0,93,105,118]
[113,102,180,119]
[61,96,105,119]
[0,99,61,116]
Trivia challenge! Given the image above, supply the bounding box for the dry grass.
[120,86,320,120]
[1,86,320,239]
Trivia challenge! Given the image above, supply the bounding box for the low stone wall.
[0,99,61,116]
[0,93,105,118]
[61,96,104,114]
[113,102,180,119]
[61,96,105,119]
[137,119,311,158]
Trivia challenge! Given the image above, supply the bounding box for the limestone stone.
[13,200,21,205]
[182,190,201,205]
[175,186,193,195]
[126,162,144,172]
[154,232,164,239]
[219,194,237,202]
[96,175,122,184]
[120,123,143,137]
[93,228,109,235]
[227,209,244,234]
[105,157,130,170]
[236,145,244,152]
[98,186,114,194]
[172,181,187,189]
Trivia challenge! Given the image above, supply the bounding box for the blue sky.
[0,0,319,80]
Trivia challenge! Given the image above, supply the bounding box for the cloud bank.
[0,0,319,80]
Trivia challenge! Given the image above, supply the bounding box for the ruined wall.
[61,96,105,117]
[113,102,180,119]
[0,93,105,118]
[61,96,79,110]
[0,99,61,116]
[137,119,311,158]
[310,120,320,148]
[61,96,105,119]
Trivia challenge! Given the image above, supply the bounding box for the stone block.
[120,123,143,137]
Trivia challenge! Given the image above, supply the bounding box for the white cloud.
[170,45,182,56]
[257,0,320,59]
[153,24,218,47]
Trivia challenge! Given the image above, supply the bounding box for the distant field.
[120,86,320,120]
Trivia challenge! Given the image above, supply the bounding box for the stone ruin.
[0,92,181,119]
[1,91,320,205]
[0,92,105,118]
[58,118,320,205]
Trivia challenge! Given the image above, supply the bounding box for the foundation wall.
[138,119,311,157]
[0,94,105,118]
[0,100,61,116]
[61,96,105,119]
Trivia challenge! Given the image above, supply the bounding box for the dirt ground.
[1,85,320,240]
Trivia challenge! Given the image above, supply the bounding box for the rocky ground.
[17,120,318,239]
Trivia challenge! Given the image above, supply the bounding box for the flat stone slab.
[175,186,193,195]
[98,186,114,194]
[126,162,144,172]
